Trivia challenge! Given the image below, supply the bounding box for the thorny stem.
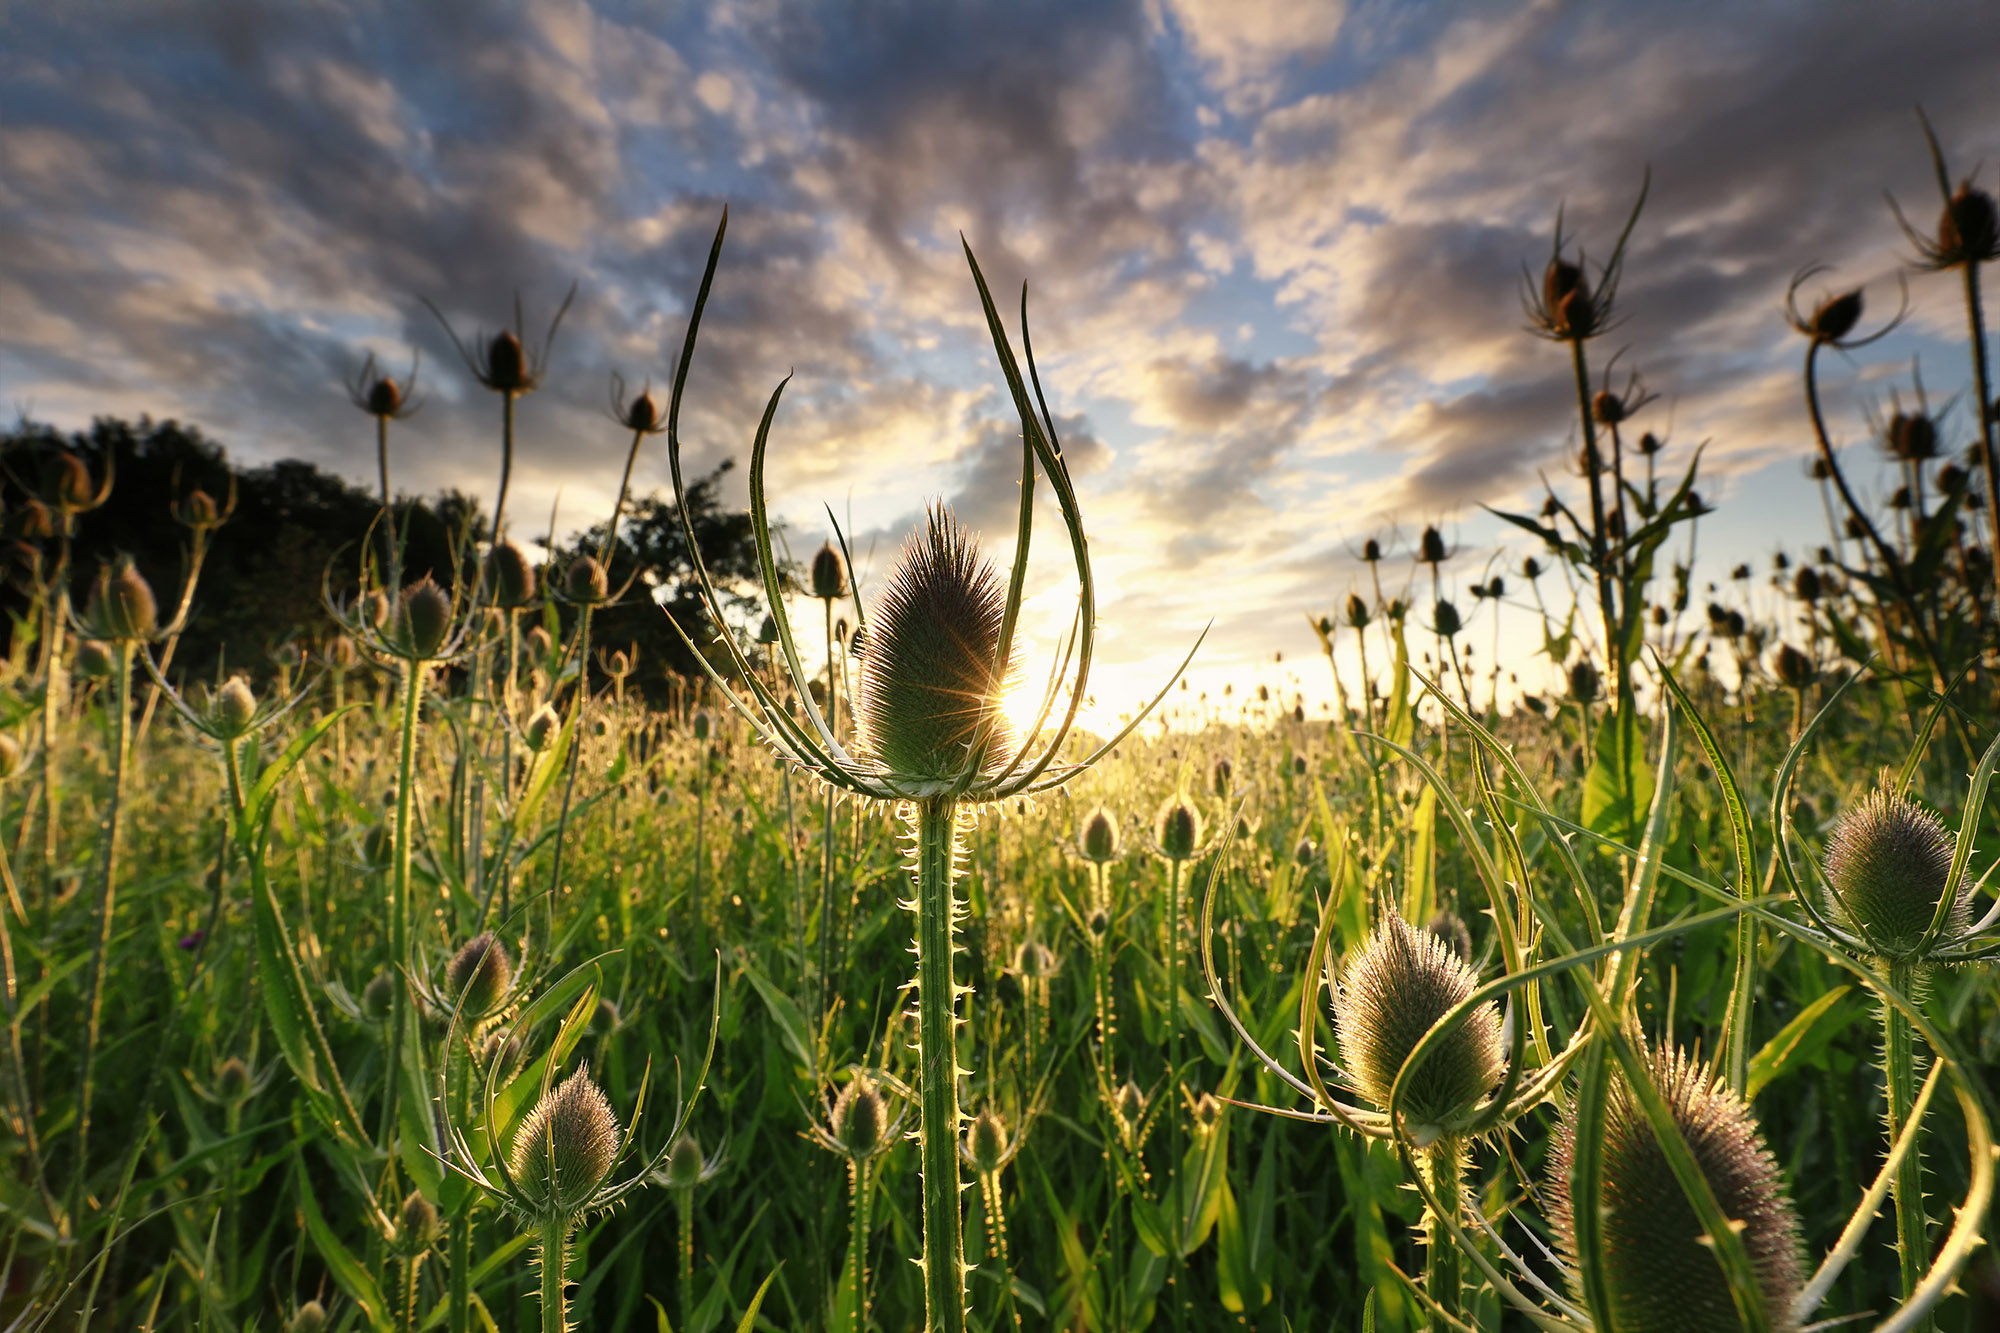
[492,390,517,546]
[1568,337,1621,691]
[978,1169,1021,1333]
[448,1209,471,1333]
[677,1185,696,1333]
[817,598,843,1041]
[538,1218,571,1333]
[1960,263,1999,611]
[845,1156,874,1333]
[1165,854,1186,1333]
[378,413,392,509]
[380,657,425,1162]
[1423,1140,1465,1330]
[912,796,967,1333]
[1881,963,1930,1331]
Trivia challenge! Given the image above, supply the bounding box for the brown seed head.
[510,1067,621,1217]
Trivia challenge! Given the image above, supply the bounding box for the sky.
[4,0,2000,725]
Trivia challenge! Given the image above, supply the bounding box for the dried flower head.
[86,557,158,642]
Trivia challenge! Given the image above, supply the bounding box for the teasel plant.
[651,209,1198,1332]
[655,1129,728,1333]
[1146,789,1212,1333]
[805,1070,909,1333]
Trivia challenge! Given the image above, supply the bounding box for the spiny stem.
[1423,1140,1465,1330]
[677,1186,696,1333]
[845,1157,874,1333]
[538,1218,571,1333]
[1165,855,1185,1333]
[978,1170,1021,1333]
[1881,964,1930,1331]
[913,796,967,1333]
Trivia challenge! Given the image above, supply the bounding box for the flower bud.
[525,625,553,662]
[88,559,158,641]
[830,1076,890,1159]
[1013,940,1057,981]
[1114,1080,1146,1132]
[214,1055,253,1104]
[1824,789,1969,958]
[361,970,396,1022]
[183,488,221,528]
[444,932,513,1018]
[0,735,21,780]
[524,703,559,751]
[397,1189,440,1254]
[965,1108,1007,1176]
[1153,794,1202,862]
[1333,911,1503,1140]
[810,541,849,600]
[52,453,94,511]
[488,542,537,607]
[394,577,452,658]
[14,500,53,541]
[565,555,608,603]
[211,676,258,738]
[510,1067,621,1217]
[1079,806,1120,863]
[661,1134,706,1190]
[288,1302,328,1333]
[328,635,359,669]
[1548,1046,1803,1333]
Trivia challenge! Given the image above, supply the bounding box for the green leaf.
[1400,785,1436,925]
[238,707,354,847]
[1382,614,1413,749]
[251,852,368,1146]
[733,1266,780,1333]
[1582,702,1653,849]
[740,955,815,1078]
[1746,986,1855,1101]
[296,1157,390,1331]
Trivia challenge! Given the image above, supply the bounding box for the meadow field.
[5,156,2000,1333]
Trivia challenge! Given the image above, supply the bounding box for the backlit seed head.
[214,1056,252,1104]
[1432,598,1462,639]
[1362,537,1383,563]
[52,453,94,511]
[1153,794,1202,862]
[444,932,513,1018]
[1941,182,2000,263]
[1543,257,1592,338]
[361,970,395,1023]
[1014,940,1057,981]
[1568,659,1600,705]
[1888,412,1939,462]
[1344,593,1370,629]
[1079,806,1120,862]
[1295,835,1316,866]
[485,330,528,392]
[1522,555,1543,580]
[524,704,558,751]
[488,542,537,607]
[88,558,158,641]
[1772,644,1816,691]
[288,1301,328,1333]
[830,1077,889,1159]
[1824,788,1969,958]
[1424,909,1473,963]
[811,541,849,600]
[1807,289,1863,344]
[397,1189,440,1253]
[366,376,403,417]
[394,577,452,658]
[622,390,659,432]
[853,507,1015,787]
[362,822,392,873]
[565,555,608,604]
[1212,757,1233,797]
[211,676,257,738]
[75,638,116,680]
[1792,567,1821,602]
[661,1134,706,1190]
[182,488,221,528]
[1419,526,1448,565]
[510,1067,620,1218]
[1333,911,1503,1139]
[691,708,713,742]
[1592,389,1626,425]
[966,1108,1007,1175]
[1548,1046,1804,1333]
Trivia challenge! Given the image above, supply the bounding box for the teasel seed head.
[1543,257,1593,338]
[1940,181,2000,265]
[361,970,395,1023]
[1568,658,1600,705]
[1772,644,1816,691]
[1332,910,1503,1141]
[393,577,452,659]
[1823,788,1970,959]
[810,541,849,601]
[287,1302,327,1333]
[966,1108,1008,1176]
[489,542,537,607]
[1153,793,1202,862]
[1013,939,1057,981]
[484,330,528,392]
[1548,1046,1805,1333]
[75,638,116,680]
[691,708,713,742]
[524,704,558,752]
[510,1067,621,1219]
[853,506,1015,788]
[1079,806,1121,863]
[444,932,513,1019]
[214,1055,253,1104]
[830,1076,889,1160]
[1805,289,1863,345]
[1212,756,1233,797]
[565,555,608,604]
[88,558,158,642]
[1432,598,1462,639]
[1114,1080,1146,1132]
[210,676,257,739]
[1424,909,1473,963]
[1344,592,1370,629]
[397,1189,440,1254]
[1419,525,1448,565]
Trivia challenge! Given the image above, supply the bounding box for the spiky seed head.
[287,1301,328,1333]
[830,1076,889,1159]
[1592,389,1626,425]
[75,638,116,680]
[524,704,558,751]
[1432,598,1462,639]
[444,932,513,1018]
[361,970,395,1023]
[1419,526,1448,565]
[183,488,220,528]
[1772,644,1816,691]
[1806,289,1863,344]
[361,822,392,873]
[214,1056,252,1104]
[488,542,537,607]
[1424,909,1473,963]
[691,708,713,742]
[1212,757,1233,797]
[1079,806,1120,863]
[1941,182,2000,264]
[1333,911,1503,1139]
[622,390,659,432]
[1568,658,1600,705]
[52,453,94,510]
[966,1108,1007,1175]
[810,541,849,600]
[510,1067,620,1218]
[394,577,452,658]
[661,1134,706,1190]
[1543,257,1594,338]
[1888,412,1939,462]
[485,330,528,391]
[853,507,1015,788]
[88,558,157,641]
[1548,1046,1804,1333]
[1792,567,1821,603]
[1153,794,1202,862]
[1295,835,1316,866]
[606,648,631,677]
[1823,788,1969,958]
[210,676,257,738]
[565,555,608,604]
[367,376,402,417]
[1341,593,1370,629]
[1014,940,1057,981]
[848,624,867,657]
[397,1189,440,1254]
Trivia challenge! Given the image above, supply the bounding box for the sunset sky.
[5,0,2000,721]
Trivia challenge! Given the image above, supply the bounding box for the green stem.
[492,390,516,547]
[979,1170,1021,1333]
[677,1186,695,1333]
[1165,855,1185,1333]
[1881,963,1929,1329]
[1423,1141,1465,1330]
[845,1156,873,1333]
[1961,263,1999,610]
[448,1209,470,1333]
[380,658,425,1160]
[1568,338,1620,693]
[913,796,967,1333]
[539,1218,571,1333]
